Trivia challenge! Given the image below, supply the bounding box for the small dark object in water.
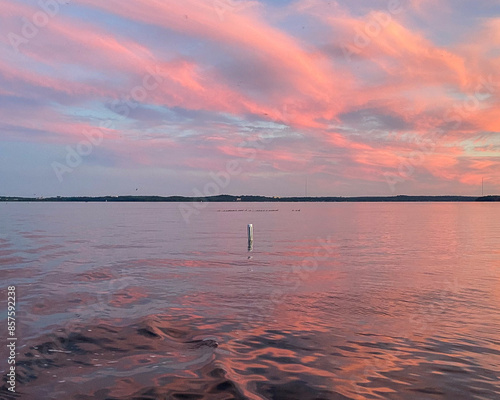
[187,339,219,349]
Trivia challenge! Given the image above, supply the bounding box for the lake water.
[0,202,499,400]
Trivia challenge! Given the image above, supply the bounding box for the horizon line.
[1,194,499,203]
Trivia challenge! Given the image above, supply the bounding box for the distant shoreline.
[1,195,499,202]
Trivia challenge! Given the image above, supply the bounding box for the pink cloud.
[0,0,498,194]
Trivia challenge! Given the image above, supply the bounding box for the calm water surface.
[0,202,499,399]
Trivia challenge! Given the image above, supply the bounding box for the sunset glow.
[1,0,499,196]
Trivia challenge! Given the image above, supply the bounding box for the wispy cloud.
[0,0,498,196]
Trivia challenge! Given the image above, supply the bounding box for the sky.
[0,0,499,197]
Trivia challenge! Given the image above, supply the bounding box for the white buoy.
[247,224,253,251]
